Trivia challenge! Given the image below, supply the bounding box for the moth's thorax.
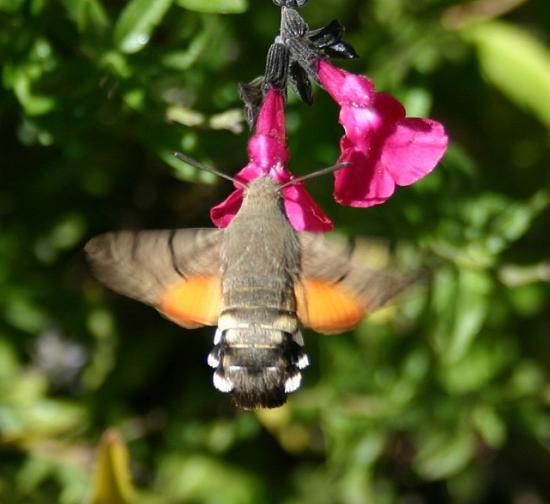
[221,175,300,282]
[239,176,283,211]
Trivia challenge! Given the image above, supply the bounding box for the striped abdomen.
[208,275,309,409]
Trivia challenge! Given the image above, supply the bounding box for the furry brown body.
[215,177,305,408]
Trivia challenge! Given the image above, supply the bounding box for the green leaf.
[3,295,49,333]
[16,457,52,494]
[161,17,218,70]
[489,190,550,246]
[471,405,506,449]
[7,66,56,116]
[155,454,262,503]
[62,0,110,34]
[0,0,25,12]
[0,396,85,440]
[0,339,20,382]
[25,400,86,436]
[431,267,492,363]
[88,430,136,504]
[414,429,476,480]
[113,0,173,53]
[507,362,545,399]
[447,268,491,362]
[175,0,247,14]
[439,338,514,395]
[465,21,550,129]
[352,432,386,467]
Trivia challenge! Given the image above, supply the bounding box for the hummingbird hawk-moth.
[85,175,408,409]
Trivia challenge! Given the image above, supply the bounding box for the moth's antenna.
[278,162,349,189]
[173,151,246,189]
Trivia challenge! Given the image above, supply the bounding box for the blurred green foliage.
[1,0,549,502]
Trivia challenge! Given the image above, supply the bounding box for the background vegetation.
[1,0,549,502]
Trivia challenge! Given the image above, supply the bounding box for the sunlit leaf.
[3,295,49,333]
[507,283,548,317]
[489,190,550,246]
[175,0,247,14]
[9,67,56,116]
[414,429,476,480]
[87,430,136,504]
[431,267,492,363]
[155,454,263,503]
[472,405,506,449]
[0,396,85,441]
[439,338,514,395]
[507,362,545,399]
[62,0,110,34]
[0,339,20,382]
[113,0,173,53]
[81,309,117,391]
[16,457,52,495]
[465,21,550,129]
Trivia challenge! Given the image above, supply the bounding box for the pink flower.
[317,60,449,207]
[210,88,333,232]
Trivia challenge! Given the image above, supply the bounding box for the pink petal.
[334,148,396,207]
[248,134,288,169]
[247,89,289,169]
[339,106,382,146]
[282,184,333,232]
[234,162,264,184]
[239,159,293,185]
[382,118,448,186]
[317,60,375,106]
[210,188,244,228]
[338,93,404,145]
[255,89,286,139]
[267,162,293,184]
[372,92,406,125]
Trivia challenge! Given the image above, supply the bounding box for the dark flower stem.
[239,0,358,128]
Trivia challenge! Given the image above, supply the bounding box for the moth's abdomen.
[208,318,309,409]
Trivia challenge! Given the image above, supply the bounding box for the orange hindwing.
[159,275,222,329]
[295,279,366,334]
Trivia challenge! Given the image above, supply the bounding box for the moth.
[85,159,408,409]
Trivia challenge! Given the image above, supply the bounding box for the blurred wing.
[85,229,223,329]
[296,233,411,334]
